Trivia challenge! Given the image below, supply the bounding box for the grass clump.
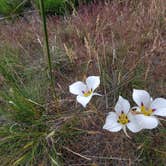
[35,0,96,16]
[0,44,81,165]
[0,0,29,16]
[35,0,67,15]
[0,45,52,165]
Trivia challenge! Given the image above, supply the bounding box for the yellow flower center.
[117,112,129,125]
[82,89,92,97]
[140,104,153,116]
[140,102,156,116]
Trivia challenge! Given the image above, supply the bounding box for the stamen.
[140,104,153,116]
[83,89,92,97]
[132,108,137,111]
[152,109,156,112]
[117,113,129,125]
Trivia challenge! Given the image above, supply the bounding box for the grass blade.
[39,0,56,97]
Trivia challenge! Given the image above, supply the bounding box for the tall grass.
[39,0,56,97]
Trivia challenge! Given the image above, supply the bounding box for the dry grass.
[0,0,166,165]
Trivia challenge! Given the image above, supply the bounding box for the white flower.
[103,96,142,136]
[69,76,101,107]
[132,89,166,129]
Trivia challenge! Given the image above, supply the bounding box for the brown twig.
[62,146,92,161]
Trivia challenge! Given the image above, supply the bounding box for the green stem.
[39,0,56,97]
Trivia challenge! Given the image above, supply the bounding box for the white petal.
[86,76,100,91]
[105,112,118,124]
[103,112,122,132]
[114,96,130,114]
[134,114,159,129]
[76,94,92,107]
[127,113,142,132]
[153,108,166,117]
[151,98,166,116]
[69,81,86,95]
[133,89,151,107]
[151,98,166,108]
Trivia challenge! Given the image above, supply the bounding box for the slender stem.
[39,0,56,96]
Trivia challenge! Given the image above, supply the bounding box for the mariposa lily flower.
[69,76,101,107]
[132,89,166,129]
[103,96,142,137]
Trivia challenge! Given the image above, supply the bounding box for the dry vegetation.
[0,0,165,165]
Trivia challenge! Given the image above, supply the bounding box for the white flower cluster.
[69,76,166,136]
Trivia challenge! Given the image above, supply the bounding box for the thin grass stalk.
[39,0,56,97]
